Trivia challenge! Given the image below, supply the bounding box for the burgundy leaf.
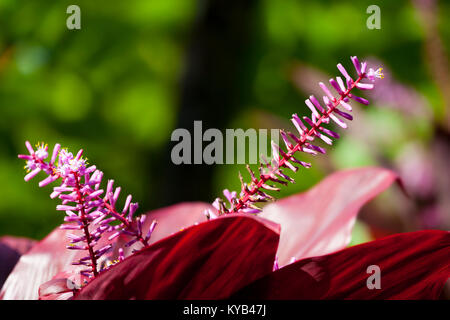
[260,167,399,266]
[0,244,20,291]
[38,270,89,300]
[0,236,36,255]
[0,229,79,300]
[0,228,120,300]
[1,202,210,300]
[124,202,212,255]
[75,215,280,300]
[142,202,211,242]
[38,278,75,301]
[232,230,450,299]
[0,236,36,290]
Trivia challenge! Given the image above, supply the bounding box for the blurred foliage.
[0,0,196,238]
[0,0,448,239]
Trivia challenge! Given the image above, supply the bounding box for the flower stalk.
[18,142,157,279]
[208,56,384,217]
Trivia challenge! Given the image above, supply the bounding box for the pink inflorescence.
[18,142,157,278]
[207,56,383,218]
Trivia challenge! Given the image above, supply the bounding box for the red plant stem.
[73,172,99,277]
[232,74,365,213]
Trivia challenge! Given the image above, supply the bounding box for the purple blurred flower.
[364,58,431,118]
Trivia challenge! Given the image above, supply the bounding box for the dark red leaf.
[260,167,399,266]
[0,236,36,255]
[0,228,120,300]
[1,202,211,300]
[124,202,212,254]
[0,236,36,290]
[38,270,89,300]
[75,215,280,300]
[38,278,75,301]
[232,230,450,299]
[143,202,213,244]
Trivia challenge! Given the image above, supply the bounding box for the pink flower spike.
[50,144,61,165]
[303,116,315,128]
[106,180,114,195]
[241,208,262,214]
[360,62,367,74]
[145,220,158,241]
[280,131,293,150]
[67,233,85,243]
[53,186,73,193]
[356,82,374,90]
[94,171,103,190]
[351,56,361,75]
[319,126,340,139]
[337,63,352,82]
[75,149,83,161]
[223,189,237,204]
[100,217,115,226]
[122,195,132,214]
[56,205,78,211]
[118,248,125,262]
[339,100,352,111]
[39,174,59,187]
[24,168,41,182]
[25,141,34,155]
[367,67,384,81]
[60,224,82,230]
[85,189,104,201]
[305,99,320,118]
[84,165,96,174]
[329,113,348,128]
[309,95,325,113]
[271,141,280,162]
[18,154,33,160]
[336,77,346,92]
[301,147,317,155]
[128,203,139,221]
[124,238,138,248]
[329,78,343,94]
[333,109,353,121]
[92,215,106,226]
[107,232,121,241]
[209,56,384,217]
[111,187,121,206]
[212,198,221,211]
[94,245,113,258]
[291,113,307,135]
[64,215,82,223]
[316,133,333,145]
[305,143,326,154]
[350,94,369,105]
[50,190,62,199]
[319,82,335,101]
[322,96,333,109]
[66,245,88,250]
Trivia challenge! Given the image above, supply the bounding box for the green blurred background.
[0,0,449,241]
